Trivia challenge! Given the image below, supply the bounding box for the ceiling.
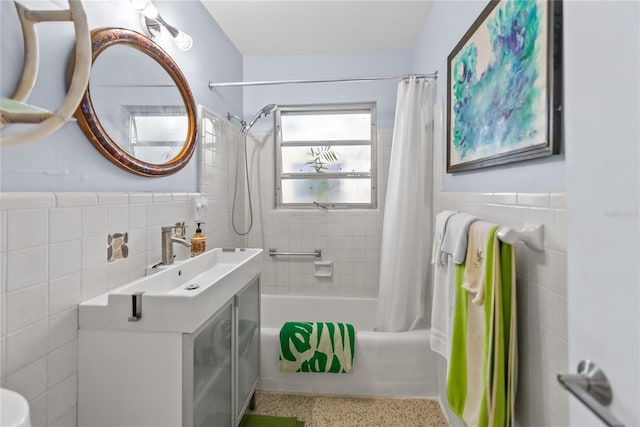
[200,1,433,56]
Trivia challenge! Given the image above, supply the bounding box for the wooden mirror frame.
[76,27,197,177]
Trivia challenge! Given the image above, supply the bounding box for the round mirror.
[76,28,197,176]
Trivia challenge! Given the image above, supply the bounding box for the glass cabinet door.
[188,302,233,427]
[235,277,260,421]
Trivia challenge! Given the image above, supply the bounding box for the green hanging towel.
[446,223,518,427]
[279,322,355,373]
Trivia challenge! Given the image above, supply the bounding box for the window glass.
[281,113,371,142]
[276,104,377,208]
[281,178,372,204]
[281,145,371,174]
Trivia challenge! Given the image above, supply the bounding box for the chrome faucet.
[161,222,191,265]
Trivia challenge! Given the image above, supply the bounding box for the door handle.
[557,360,624,427]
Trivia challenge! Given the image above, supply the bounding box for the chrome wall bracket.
[557,360,624,427]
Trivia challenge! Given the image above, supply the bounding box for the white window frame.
[275,103,377,209]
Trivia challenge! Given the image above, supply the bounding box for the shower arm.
[226,112,246,128]
[226,104,277,134]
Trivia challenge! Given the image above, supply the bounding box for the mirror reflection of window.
[88,43,188,165]
[126,106,187,164]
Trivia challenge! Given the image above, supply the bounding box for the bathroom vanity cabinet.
[186,277,260,427]
[186,277,261,427]
[78,248,262,427]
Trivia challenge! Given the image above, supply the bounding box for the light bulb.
[129,0,158,19]
[173,31,193,51]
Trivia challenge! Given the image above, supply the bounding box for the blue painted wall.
[2,0,566,192]
[0,0,242,192]
[241,51,414,131]
[413,0,565,192]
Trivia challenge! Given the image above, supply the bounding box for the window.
[275,104,377,209]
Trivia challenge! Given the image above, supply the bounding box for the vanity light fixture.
[129,0,193,51]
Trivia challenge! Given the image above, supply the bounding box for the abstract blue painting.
[447,0,562,172]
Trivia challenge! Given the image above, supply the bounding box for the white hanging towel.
[440,212,477,265]
[430,210,458,359]
[431,210,458,265]
[429,212,476,363]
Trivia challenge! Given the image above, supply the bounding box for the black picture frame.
[446,0,562,173]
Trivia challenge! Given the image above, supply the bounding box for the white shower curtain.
[374,78,433,332]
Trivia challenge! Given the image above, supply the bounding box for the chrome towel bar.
[269,249,322,258]
[557,360,624,427]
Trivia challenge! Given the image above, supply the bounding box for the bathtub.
[258,294,439,398]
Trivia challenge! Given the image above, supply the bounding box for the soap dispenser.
[190,222,206,257]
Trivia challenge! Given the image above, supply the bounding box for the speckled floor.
[245,390,449,427]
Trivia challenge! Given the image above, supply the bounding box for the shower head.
[242,104,278,133]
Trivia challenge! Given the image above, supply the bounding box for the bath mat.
[279,321,355,373]
[239,414,304,427]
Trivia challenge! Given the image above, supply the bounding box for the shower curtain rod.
[208,72,437,89]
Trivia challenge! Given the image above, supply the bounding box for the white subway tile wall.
[0,113,242,426]
[0,193,200,426]
[53,193,97,208]
[6,284,47,334]
[7,209,48,251]
[199,109,243,248]
[49,208,82,244]
[244,129,392,297]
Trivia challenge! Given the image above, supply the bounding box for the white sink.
[80,248,262,333]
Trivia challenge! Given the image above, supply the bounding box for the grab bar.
[557,360,624,427]
[269,249,322,258]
